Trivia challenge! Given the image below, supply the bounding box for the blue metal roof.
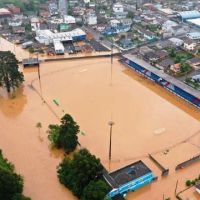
[178,11,200,19]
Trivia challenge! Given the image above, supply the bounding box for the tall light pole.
[108,121,115,161]
[110,37,113,85]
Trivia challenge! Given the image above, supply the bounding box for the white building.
[168,38,184,46]
[84,0,90,3]
[31,17,40,31]
[35,28,86,45]
[53,40,65,55]
[8,20,22,27]
[162,20,178,31]
[85,13,97,25]
[110,19,120,27]
[113,3,124,13]
[64,15,76,24]
[184,38,197,51]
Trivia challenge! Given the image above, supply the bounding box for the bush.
[186,180,191,187]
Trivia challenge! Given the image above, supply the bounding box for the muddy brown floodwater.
[1,37,200,200]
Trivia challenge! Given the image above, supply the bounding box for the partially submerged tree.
[47,114,79,153]
[0,51,24,93]
[57,148,104,198]
[81,180,109,200]
[0,150,31,200]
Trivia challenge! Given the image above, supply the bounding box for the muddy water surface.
[0,38,200,200]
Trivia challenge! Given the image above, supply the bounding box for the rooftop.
[178,11,200,19]
[109,160,152,187]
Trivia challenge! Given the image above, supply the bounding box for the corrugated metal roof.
[178,11,200,19]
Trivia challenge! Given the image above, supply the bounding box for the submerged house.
[104,160,156,199]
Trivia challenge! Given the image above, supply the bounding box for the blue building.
[104,161,156,199]
[121,54,200,108]
[178,11,200,21]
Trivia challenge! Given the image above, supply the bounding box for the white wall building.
[85,13,97,25]
[53,40,65,55]
[110,19,120,27]
[184,39,197,51]
[64,15,76,24]
[113,3,124,13]
[84,0,90,3]
[168,38,184,46]
[35,28,86,45]
[31,17,40,31]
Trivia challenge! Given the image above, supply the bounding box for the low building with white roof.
[35,28,86,45]
[64,15,76,24]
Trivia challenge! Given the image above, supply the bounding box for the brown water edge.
[29,57,200,199]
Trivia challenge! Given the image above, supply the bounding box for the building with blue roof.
[178,11,200,21]
[103,160,156,199]
[187,32,200,40]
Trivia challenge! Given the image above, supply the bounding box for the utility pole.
[110,37,113,85]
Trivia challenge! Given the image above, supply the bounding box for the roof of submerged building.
[109,160,152,187]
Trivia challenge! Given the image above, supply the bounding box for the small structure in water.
[103,160,156,199]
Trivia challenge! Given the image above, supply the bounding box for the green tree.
[0,150,31,200]
[57,149,104,198]
[0,169,23,200]
[0,51,24,93]
[186,180,191,187]
[47,124,60,147]
[47,114,79,153]
[81,180,109,200]
[12,193,31,200]
[180,63,191,73]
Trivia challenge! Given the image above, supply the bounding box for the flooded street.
[1,38,200,200]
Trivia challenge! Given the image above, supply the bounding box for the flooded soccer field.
[1,37,200,199]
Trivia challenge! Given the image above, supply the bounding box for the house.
[104,160,156,200]
[170,25,189,36]
[85,13,97,25]
[196,184,200,194]
[115,12,128,19]
[12,26,25,34]
[143,50,168,62]
[119,18,132,26]
[64,15,76,24]
[141,29,156,40]
[0,8,12,19]
[31,17,41,31]
[119,39,133,49]
[113,3,124,13]
[170,63,181,73]
[6,4,20,14]
[8,20,22,27]
[168,38,184,46]
[110,19,120,27]
[139,46,154,56]
[156,58,174,70]
[184,38,197,51]
[187,57,200,69]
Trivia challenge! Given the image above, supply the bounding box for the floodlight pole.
[108,121,114,161]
